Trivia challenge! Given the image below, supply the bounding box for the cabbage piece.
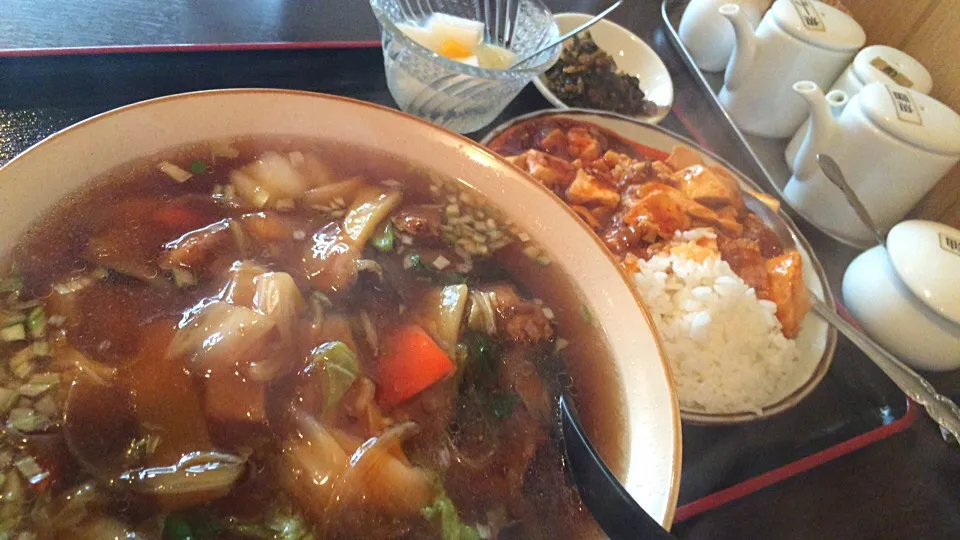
[465,290,497,336]
[328,423,435,518]
[422,493,481,540]
[168,301,276,375]
[242,151,310,199]
[231,170,271,208]
[280,412,435,527]
[160,219,232,270]
[118,451,245,498]
[302,177,365,208]
[414,285,469,357]
[342,186,404,248]
[307,341,359,416]
[252,270,305,347]
[297,152,337,187]
[279,410,350,518]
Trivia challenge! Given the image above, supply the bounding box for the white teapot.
[678,0,769,73]
[785,82,960,246]
[785,45,933,171]
[718,0,865,138]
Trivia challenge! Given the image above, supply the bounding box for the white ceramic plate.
[482,109,838,425]
[532,13,674,124]
[0,90,681,527]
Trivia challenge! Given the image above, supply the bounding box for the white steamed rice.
[632,231,799,414]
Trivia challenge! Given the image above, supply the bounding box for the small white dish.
[532,13,674,124]
[843,221,960,372]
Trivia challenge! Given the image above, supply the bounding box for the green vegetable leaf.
[489,392,520,419]
[580,304,594,324]
[422,494,481,540]
[163,510,222,540]
[310,341,360,414]
[438,271,467,285]
[190,160,208,174]
[26,306,45,339]
[223,499,316,539]
[162,514,193,540]
[405,253,429,273]
[371,220,395,252]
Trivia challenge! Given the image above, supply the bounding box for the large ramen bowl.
[0,90,681,528]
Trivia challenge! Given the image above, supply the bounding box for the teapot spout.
[792,81,841,181]
[719,4,757,92]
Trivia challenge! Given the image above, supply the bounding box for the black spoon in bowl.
[559,393,677,540]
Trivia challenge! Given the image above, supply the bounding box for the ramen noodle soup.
[0,137,627,539]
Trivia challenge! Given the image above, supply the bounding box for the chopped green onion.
[371,220,395,252]
[14,456,49,486]
[0,388,19,415]
[19,373,59,397]
[490,392,520,419]
[26,306,45,339]
[0,274,23,294]
[9,347,35,379]
[158,161,193,183]
[171,268,197,289]
[190,160,208,175]
[0,324,25,342]
[210,140,240,159]
[1,311,25,328]
[403,253,428,273]
[32,341,50,357]
[33,395,58,417]
[7,407,50,432]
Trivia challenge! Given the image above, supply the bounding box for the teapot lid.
[887,220,960,326]
[852,45,933,94]
[770,0,865,52]
[858,82,960,157]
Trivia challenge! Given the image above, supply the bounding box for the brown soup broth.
[1,136,627,539]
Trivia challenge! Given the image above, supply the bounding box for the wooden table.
[2,1,958,538]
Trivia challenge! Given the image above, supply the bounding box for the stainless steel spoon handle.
[811,299,960,443]
[816,154,887,248]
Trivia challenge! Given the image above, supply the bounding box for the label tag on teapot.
[791,0,826,32]
[870,57,915,88]
[887,86,923,125]
[940,233,960,258]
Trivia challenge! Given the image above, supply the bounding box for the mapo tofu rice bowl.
[487,115,833,418]
[0,92,681,539]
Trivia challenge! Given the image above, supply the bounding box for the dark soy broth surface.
[0,136,626,539]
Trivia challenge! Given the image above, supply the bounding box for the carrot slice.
[153,204,208,231]
[375,325,455,409]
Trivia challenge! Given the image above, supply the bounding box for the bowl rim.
[369,0,562,79]
[531,12,675,124]
[481,107,839,425]
[0,89,682,526]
